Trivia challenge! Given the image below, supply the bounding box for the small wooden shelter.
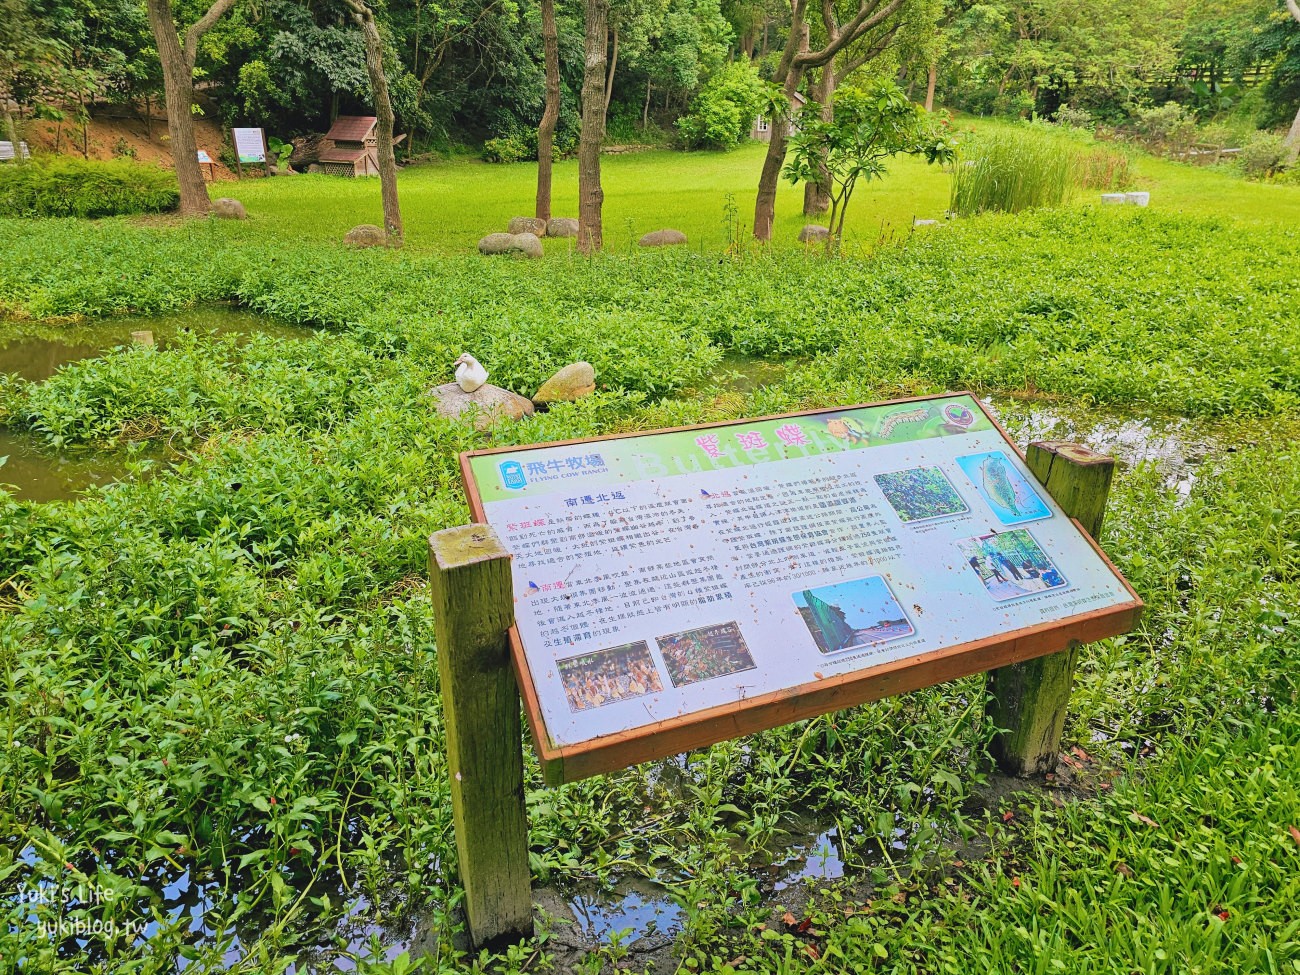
[318,116,405,177]
[751,92,806,142]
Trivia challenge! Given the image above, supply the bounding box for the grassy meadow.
[0,131,1298,974]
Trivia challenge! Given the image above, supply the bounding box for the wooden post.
[986,441,1115,776]
[429,525,534,949]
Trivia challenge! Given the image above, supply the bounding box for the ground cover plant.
[0,155,1298,973]
[0,158,180,219]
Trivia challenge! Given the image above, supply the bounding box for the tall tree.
[1286,0,1300,163]
[144,0,239,216]
[578,0,609,253]
[342,0,405,244]
[536,0,561,221]
[753,0,909,241]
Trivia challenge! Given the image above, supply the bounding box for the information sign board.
[461,394,1141,782]
[231,127,267,164]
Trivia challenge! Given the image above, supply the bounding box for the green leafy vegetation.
[0,158,180,219]
[0,151,1299,973]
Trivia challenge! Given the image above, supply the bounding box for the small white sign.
[231,127,266,164]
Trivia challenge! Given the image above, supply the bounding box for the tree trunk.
[802,63,834,216]
[1286,104,1300,167]
[604,27,619,116]
[145,0,211,217]
[754,15,808,242]
[642,80,652,129]
[578,0,609,255]
[925,62,937,112]
[347,0,404,245]
[1287,0,1300,165]
[535,0,560,221]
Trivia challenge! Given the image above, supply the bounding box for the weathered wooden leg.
[429,525,534,949]
[987,441,1116,776]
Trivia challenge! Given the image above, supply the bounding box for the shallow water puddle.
[986,398,1220,496]
[768,828,846,892]
[568,881,686,943]
[0,306,312,383]
[1,306,311,503]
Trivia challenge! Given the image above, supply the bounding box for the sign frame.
[229,127,270,177]
[460,392,1143,784]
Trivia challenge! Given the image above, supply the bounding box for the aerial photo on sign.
[462,394,1140,770]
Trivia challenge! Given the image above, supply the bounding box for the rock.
[478,232,543,259]
[212,198,247,220]
[510,232,544,259]
[638,228,687,247]
[1124,191,1150,207]
[1100,193,1126,205]
[343,224,386,248]
[429,382,535,431]
[798,224,830,243]
[508,216,548,235]
[534,362,596,405]
[307,163,322,174]
[546,217,580,238]
[913,218,939,227]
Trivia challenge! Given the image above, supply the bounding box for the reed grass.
[950,130,1075,215]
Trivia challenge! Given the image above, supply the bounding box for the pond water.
[0,306,311,503]
[0,306,313,383]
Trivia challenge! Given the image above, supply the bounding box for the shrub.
[481,135,529,163]
[1054,105,1095,130]
[1134,101,1196,153]
[677,62,769,151]
[0,157,179,218]
[950,129,1074,215]
[1238,132,1288,178]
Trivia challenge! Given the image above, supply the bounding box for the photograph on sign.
[955,450,1051,525]
[872,466,969,524]
[460,393,1141,779]
[957,528,1067,601]
[792,576,914,653]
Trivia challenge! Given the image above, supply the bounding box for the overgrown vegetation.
[950,126,1133,215]
[0,158,180,219]
[0,169,1298,972]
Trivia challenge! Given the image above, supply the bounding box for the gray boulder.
[798,224,830,243]
[429,382,535,431]
[534,362,596,406]
[545,217,580,238]
[478,232,543,258]
[508,216,548,235]
[344,224,386,248]
[638,228,687,247]
[510,232,544,259]
[212,198,248,220]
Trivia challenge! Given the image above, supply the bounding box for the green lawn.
[208,127,1300,254]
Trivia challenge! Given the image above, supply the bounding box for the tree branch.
[797,0,904,69]
[183,0,239,64]
[839,23,900,77]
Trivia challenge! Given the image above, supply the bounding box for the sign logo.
[499,460,527,490]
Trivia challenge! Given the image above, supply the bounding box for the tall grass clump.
[950,129,1074,215]
[0,157,179,218]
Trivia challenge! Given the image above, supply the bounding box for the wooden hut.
[319,116,405,176]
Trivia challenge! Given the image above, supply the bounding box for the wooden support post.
[986,441,1116,776]
[429,525,534,949]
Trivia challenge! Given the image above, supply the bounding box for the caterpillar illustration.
[876,406,934,438]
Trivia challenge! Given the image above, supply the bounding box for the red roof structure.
[325,116,378,144]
